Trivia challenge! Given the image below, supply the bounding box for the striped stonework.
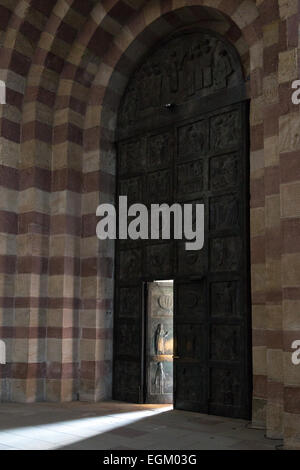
[0,0,299,449]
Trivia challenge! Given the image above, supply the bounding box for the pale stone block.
[263,22,279,48]
[282,253,300,287]
[251,263,266,293]
[12,339,28,363]
[81,276,97,298]
[251,207,265,237]
[252,305,267,329]
[281,183,300,218]
[279,113,300,153]
[232,0,259,29]
[265,194,280,229]
[263,73,278,104]
[47,339,62,362]
[19,188,50,214]
[0,138,19,168]
[267,349,283,382]
[266,304,283,331]
[0,187,18,212]
[253,346,267,375]
[283,300,300,330]
[266,402,283,440]
[266,260,281,291]
[278,49,297,84]
[252,397,267,429]
[80,338,96,361]
[265,135,279,167]
[279,0,298,19]
[0,274,16,297]
[61,379,76,401]
[283,352,300,385]
[284,412,300,450]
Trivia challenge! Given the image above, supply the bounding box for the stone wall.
[0,0,299,449]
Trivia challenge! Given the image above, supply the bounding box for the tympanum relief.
[119,33,241,127]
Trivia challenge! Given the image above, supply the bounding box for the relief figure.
[213,45,233,89]
[194,39,215,90]
[164,50,179,96]
[154,362,166,394]
[155,323,169,355]
[182,47,196,97]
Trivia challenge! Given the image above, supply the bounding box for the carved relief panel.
[145,244,173,278]
[211,281,240,318]
[210,325,241,361]
[119,249,142,281]
[148,132,173,170]
[176,281,206,320]
[177,160,204,197]
[210,237,242,272]
[177,242,207,276]
[119,177,143,205]
[210,195,240,231]
[210,110,240,151]
[210,153,239,192]
[178,120,209,160]
[146,170,172,203]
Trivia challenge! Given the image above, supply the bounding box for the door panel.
[174,280,208,413]
[113,284,144,403]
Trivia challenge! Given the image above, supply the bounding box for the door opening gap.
[145,280,174,407]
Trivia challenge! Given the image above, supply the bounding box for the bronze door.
[113,29,251,419]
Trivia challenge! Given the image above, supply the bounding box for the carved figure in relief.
[194,38,215,90]
[188,124,206,153]
[122,251,139,278]
[149,134,169,168]
[121,178,140,203]
[122,84,137,124]
[211,156,238,189]
[214,282,237,316]
[120,32,240,126]
[154,323,169,355]
[125,141,140,172]
[150,62,163,107]
[212,197,238,229]
[214,239,226,269]
[213,46,233,89]
[182,46,197,97]
[154,362,166,394]
[164,50,179,95]
[138,67,150,111]
[148,171,169,199]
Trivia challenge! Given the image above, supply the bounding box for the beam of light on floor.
[0,406,173,450]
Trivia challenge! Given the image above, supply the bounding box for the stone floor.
[0,401,282,450]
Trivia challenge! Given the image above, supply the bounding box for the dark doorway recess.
[113,28,252,420]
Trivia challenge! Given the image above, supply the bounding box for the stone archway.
[2,0,299,449]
